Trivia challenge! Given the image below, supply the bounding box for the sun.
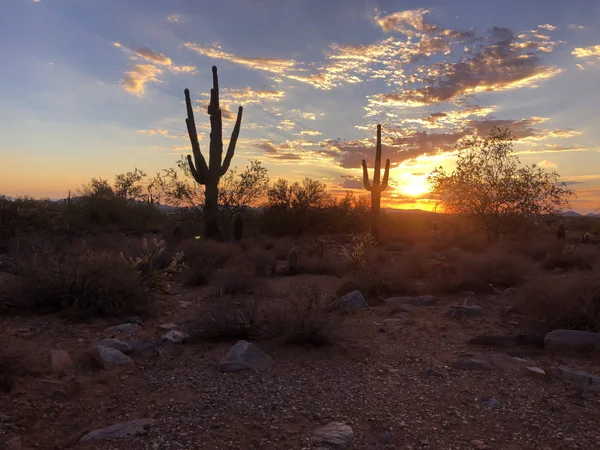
[398,176,431,197]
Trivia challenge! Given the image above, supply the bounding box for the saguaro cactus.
[185,66,243,240]
[362,124,390,242]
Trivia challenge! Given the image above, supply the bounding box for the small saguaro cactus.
[185,66,243,240]
[362,124,390,242]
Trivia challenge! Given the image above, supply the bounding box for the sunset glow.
[2,1,600,213]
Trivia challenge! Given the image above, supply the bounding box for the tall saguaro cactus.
[185,66,243,240]
[362,124,390,241]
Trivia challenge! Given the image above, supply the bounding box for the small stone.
[162,330,189,343]
[314,422,354,447]
[80,419,155,442]
[178,300,193,308]
[87,345,134,369]
[219,340,274,372]
[452,358,493,371]
[424,368,444,378]
[94,338,132,353]
[470,439,486,449]
[525,366,547,379]
[104,323,142,335]
[384,295,436,309]
[158,323,178,330]
[48,350,72,373]
[120,316,143,325]
[444,305,487,319]
[339,290,368,308]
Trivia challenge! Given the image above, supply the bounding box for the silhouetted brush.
[185,66,243,240]
[362,124,390,242]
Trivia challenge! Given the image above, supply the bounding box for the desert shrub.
[215,266,269,296]
[0,196,69,238]
[340,232,377,272]
[233,247,277,277]
[542,245,597,271]
[189,296,265,342]
[516,272,600,331]
[353,265,418,300]
[179,239,239,286]
[8,249,149,318]
[274,283,340,346]
[296,253,342,276]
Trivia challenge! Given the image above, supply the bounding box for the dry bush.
[274,283,340,346]
[179,239,239,286]
[296,253,342,276]
[433,249,533,293]
[353,266,418,300]
[516,272,600,331]
[272,237,295,260]
[542,245,597,271]
[232,247,277,277]
[188,296,265,342]
[214,266,269,296]
[7,249,149,318]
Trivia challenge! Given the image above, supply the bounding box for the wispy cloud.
[572,45,600,68]
[114,42,196,95]
[166,14,183,23]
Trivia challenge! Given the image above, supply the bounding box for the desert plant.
[542,245,596,271]
[179,239,239,286]
[121,237,185,292]
[234,213,243,241]
[362,124,390,241]
[215,265,268,296]
[184,65,243,240]
[340,232,376,272]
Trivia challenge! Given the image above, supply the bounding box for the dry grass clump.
[541,245,597,271]
[214,265,270,296]
[515,271,600,331]
[179,239,240,286]
[6,249,149,318]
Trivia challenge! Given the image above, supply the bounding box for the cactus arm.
[208,66,219,114]
[380,159,391,191]
[221,106,243,175]
[184,89,209,179]
[373,124,382,186]
[187,154,207,184]
[362,159,372,191]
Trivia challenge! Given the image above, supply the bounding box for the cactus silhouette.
[362,124,390,242]
[184,66,243,240]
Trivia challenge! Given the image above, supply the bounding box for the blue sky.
[1,0,600,211]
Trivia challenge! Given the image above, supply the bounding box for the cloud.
[225,87,285,104]
[139,129,170,136]
[538,159,558,168]
[296,130,323,136]
[568,24,585,30]
[167,14,183,23]
[537,24,557,31]
[185,42,297,74]
[257,140,302,160]
[369,26,560,108]
[572,44,600,63]
[114,42,196,95]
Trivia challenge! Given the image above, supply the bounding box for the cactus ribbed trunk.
[362,124,390,242]
[184,66,243,240]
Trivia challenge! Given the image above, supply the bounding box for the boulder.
[444,305,487,319]
[339,290,368,308]
[87,345,134,369]
[48,350,72,373]
[93,339,132,353]
[80,418,156,442]
[336,281,360,297]
[158,323,178,330]
[124,340,160,358]
[219,340,274,372]
[314,422,354,447]
[544,329,600,352]
[385,295,436,308]
[550,366,600,392]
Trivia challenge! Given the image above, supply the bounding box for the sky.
[1,0,600,212]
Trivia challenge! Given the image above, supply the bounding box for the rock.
[2,434,21,450]
[80,418,156,442]
[336,281,360,297]
[219,340,274,372]
[87,345,134,369]
[525,366,547,379]
[452,357,493,371]
[544,329,600,352]
[339,290,368,308]
[385,295,436,308]
[424,368,444,378]
[314,422,354,447]
[124,340,160,358]
[516,333,546,348]
[48,350,72,373]
[452,353,532,372]
[120,316,143,325]
[470,439,487,449]
[468,334,518,348]
[162,330,189,344]
[158,323,178,330]
[550,366,600,392]
[93,339,132,353]
[178,300,193,308]
[104,323,142,335]
[503,287,518,297]
[444,305,487,319]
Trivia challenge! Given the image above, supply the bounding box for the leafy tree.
[427,127,574,241]
[114,168,148,201]
[266,177,329,210]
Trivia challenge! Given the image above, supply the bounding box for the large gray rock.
[219,340,274,372]
[385,295,436,308]
[104,323,142,335]
[87,345,134,369]
[544,329,600,352]
[550,366,600,391]
[93,338,132,353]
[80,419,156,442]
[339,290,368,308]
[123,340,161,358]
[314,422,354,447]
[444,305,487,319]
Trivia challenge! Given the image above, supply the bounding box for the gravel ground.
[2,286,600,450]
